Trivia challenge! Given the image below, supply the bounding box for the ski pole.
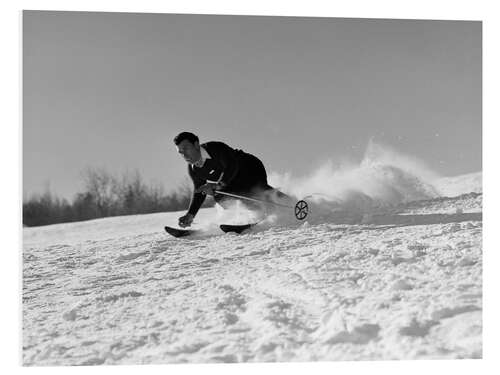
[214,190,309,220]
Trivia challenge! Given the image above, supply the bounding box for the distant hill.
[433,171,482,197]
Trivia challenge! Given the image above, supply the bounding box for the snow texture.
[23,140,482,366]
[23,172,482,365]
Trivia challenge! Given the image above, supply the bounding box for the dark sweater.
[186,141,245,216]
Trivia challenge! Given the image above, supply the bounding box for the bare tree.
[80,167,119,217]
[23,167,214,226]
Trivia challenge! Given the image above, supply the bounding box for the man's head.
[174,132,201,164]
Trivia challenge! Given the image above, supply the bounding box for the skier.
[174,132,286,228]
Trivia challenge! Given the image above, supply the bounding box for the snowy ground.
[22,174,482,365]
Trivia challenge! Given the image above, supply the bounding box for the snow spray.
[268,140,442,223]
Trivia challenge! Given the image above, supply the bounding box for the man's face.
[176,139,201,164]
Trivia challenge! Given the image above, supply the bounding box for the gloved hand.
[195,182,220,196]
[178,213,194,228]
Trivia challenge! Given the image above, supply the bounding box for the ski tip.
[164,225,196,238]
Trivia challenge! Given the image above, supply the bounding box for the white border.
[3,1,498,374]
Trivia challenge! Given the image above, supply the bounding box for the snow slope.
[433,172,482,197]
[23,183,482,364]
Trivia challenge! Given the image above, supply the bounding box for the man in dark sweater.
[174,132,279,228]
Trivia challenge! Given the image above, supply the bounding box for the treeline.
[23,168,208,227]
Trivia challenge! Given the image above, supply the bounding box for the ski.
[164,225,198,238]
[220,223,257,234]
[165,223,258,238]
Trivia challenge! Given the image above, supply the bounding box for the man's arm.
[187,167,207,216]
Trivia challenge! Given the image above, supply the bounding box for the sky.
[23,11,481,200]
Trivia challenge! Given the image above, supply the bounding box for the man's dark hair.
[173,132,199,145]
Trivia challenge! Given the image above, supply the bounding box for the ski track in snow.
[23,193,482,365]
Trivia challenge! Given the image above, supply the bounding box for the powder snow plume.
[268,140,442,223]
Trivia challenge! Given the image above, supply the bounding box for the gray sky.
[23,11,481,200]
